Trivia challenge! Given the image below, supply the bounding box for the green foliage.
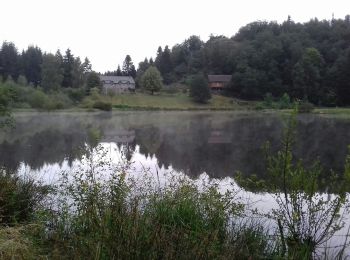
[189,74,211,103]
[16,75,28,86]
[297,100,315,113]
[21,46,43,86]
[45,146,278,259]
[234,111,350,257]
[0,81,74,111]
[93,100,112,111]
[141,66,163,95]
[0,85,15,128]
[0,42,19,81]
[292,48,324,103]
[40,53,63,91]
[256,93,293,110]
[161,83,184,94]
[0,169,49,225]
[63,87,85,103]
[85,71,101,94]
[122,55,136,77]
[277,93,291,109]
[264,111,348,257]
[27,89,50,109]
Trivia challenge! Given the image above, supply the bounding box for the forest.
[1,16,350,106]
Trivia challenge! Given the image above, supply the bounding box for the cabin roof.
[100,75,135,84]
[208,75,232,83]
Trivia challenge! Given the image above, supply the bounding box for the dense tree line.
[1,16,350,106]
[0,42,96,91]
[139,16,350,105]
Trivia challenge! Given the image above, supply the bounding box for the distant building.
[208,75,232,91]
[100,75,135,94]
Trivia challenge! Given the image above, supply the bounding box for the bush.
[48,92,73,110]
[93,100,112,111]
[277,93,291,109]
[298,101,314,113]
[64,88,86,103]
[256,93,294,110]
[0,169,49,225]
[189,74,211,103]
[27,89,50,109]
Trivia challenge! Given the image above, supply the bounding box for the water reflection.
[1,111,350,182]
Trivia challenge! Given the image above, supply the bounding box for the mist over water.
[1,111,350,184]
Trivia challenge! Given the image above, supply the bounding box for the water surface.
[1,111,350,184]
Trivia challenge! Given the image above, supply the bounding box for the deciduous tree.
[141,66,163,95]
[189,74,211,103]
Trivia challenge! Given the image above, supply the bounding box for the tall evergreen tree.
[41,53,63,91]
[72,57,84,88]
[122,55,136,77]
[116,65,122,76]
[82,57,92,74]
[0,42,19,81]
[22,46,43,86]
[135,58,151,87]
[62,49,75,88]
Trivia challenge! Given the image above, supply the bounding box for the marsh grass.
[43,144,278,259]
[0,169,50,225]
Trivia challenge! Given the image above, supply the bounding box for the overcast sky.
[1,0,349,72]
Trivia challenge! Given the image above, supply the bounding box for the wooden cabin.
[208,75,232,91]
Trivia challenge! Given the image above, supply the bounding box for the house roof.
[100,75,135,84]
[208,75,232,83]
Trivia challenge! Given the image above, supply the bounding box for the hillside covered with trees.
[1,16,350,107]
[143,16,350,106]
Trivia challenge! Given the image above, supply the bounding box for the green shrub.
[64,88,86,103]
[80,97,95,109]
[93,100,112,111]
[277,93,291,109]
[189,74,211,103]
[48,92,73,110]
[90,87,101,100]
[27,89,50,109]
[298,101,314,113]
[114,104,131,109]
[0,169,49,225]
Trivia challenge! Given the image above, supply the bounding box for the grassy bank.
[88,92,256,110]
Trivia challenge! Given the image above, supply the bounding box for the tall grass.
[0,168,49,225]
[42,144,278,259]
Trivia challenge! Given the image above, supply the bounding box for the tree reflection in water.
[1,112,350,186]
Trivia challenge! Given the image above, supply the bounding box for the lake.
[1,111,350,184]
[2,111,350,255]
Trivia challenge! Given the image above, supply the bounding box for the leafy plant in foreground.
[264,109,350,258]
